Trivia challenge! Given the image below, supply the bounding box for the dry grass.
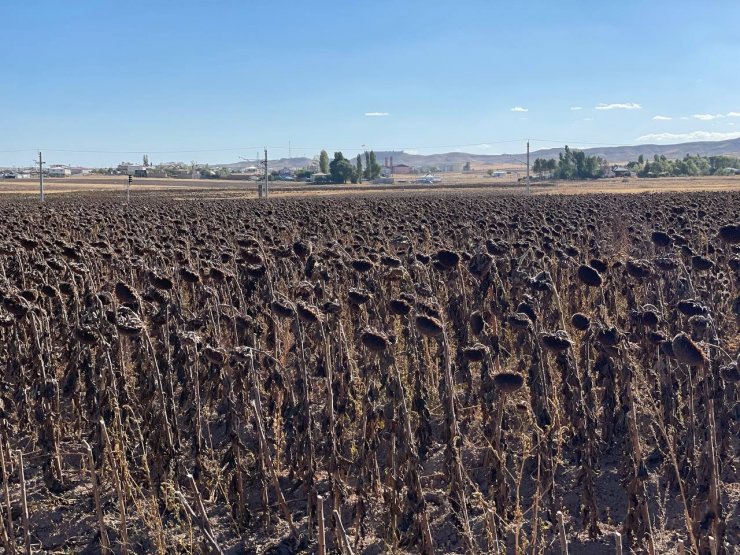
[1,174,739,199]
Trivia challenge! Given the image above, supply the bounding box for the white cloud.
[583,117,594,121]
[727,111,740,117]
[595,102,641,110]
[652,115,672,121]
[510,106,528,112]
[635,131,740,142]
[693,113,724,120]
[364,112,389,117]
[570,106,583,111]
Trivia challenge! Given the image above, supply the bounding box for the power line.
[497,153,528,166]
[281,139,526,153]
[0,139,530,155]
[17,146,265,154]
[0,138,636,158]
[529,138,629,147]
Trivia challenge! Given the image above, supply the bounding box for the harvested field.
[1,174,739,199]
[0,190,737,554]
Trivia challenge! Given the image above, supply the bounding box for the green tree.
[557,146,576,179]
[533,158,543,178]
[143,154,149,167]
[356,154,363,183]
[329,152,356,183]
[368,151,381,178]
[319,150,329,174]
[553,146,602,179]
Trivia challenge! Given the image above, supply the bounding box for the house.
[392,164,412,175]
[48,166,71,177]
[311,172,331,183]
[168,170,193,179]
[277,167,295,180]
[2,171,30,179]
[612,166,632,178]
[127,165,148,177]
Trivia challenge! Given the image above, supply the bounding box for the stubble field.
[1,174,739,199]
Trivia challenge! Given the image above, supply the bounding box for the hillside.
[220,137,740,169]
[374,137,740,167]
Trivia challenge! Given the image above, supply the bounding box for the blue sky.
[2,0,739,167]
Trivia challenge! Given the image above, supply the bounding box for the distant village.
[3,149,739,182]
[0,156,489,184]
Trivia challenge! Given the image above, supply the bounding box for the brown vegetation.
[0,190,737,553]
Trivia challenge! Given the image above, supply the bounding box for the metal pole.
[38,151,44,203]
[526,140,530,195]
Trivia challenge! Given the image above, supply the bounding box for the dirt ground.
[1,174,739,200]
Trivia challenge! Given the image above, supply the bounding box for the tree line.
[628,154,740,177]
[533,145,605,180]
[319,150,382,184]
[533,147,740,180]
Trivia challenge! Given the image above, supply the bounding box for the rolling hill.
[220,137,740,169]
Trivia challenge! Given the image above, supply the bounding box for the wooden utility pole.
[263,148,269,198]
[526,140,530,195]
[38,151,45,202]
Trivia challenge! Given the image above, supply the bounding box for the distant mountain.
[219,157,314,170]
[217,137,740,169]
[372,137,740,167]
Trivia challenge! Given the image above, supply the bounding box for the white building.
[127,165,148,177]
[48,167,72,177]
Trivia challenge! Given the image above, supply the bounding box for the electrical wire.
[0,138,633,164]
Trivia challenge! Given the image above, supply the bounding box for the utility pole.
[526,140,530,195]
[38,151,45,203]
[261,148,268,199]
